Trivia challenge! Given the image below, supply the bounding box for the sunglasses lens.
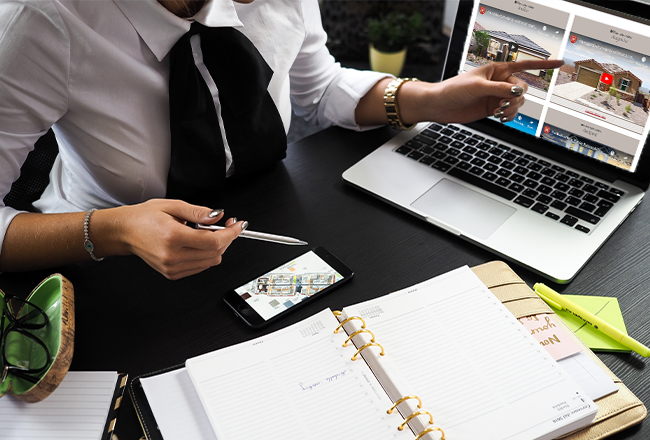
[11,298,48,329]
[4,328,50,373]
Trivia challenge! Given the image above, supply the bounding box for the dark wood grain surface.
[0,125,647,439]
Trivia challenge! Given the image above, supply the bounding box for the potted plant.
[367,11,423,76]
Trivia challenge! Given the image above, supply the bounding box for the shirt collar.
[113,0,244,62]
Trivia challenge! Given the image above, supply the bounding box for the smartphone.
[223,246,353,328]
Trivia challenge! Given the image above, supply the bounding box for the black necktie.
[166,22,287,206]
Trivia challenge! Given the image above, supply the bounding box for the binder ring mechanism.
[343,329,376,347]
[387,395,422,414]
[414,427,445,440]
[398,410,434,431]
[333,316,366,333]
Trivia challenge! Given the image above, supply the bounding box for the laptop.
[343,0,650,283]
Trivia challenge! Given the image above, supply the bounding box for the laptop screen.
[447,0,650,179]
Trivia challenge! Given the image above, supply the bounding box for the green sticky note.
[553,295,630,352]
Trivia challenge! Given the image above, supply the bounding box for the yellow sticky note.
[554,295,630,352]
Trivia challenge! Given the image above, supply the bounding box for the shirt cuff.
[320,68,393,132]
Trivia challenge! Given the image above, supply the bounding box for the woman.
[0,0,562,279]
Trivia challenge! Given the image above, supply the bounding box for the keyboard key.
[579,202,596,212]
[540,177,555,186]
[583,184,598,194]
[551,200,567,210]
[524,154,537,162]
[496,177,510,187]
[538,160,551,167]
[537,194,552,204]
[509,183,524,192]
[447,125,460,131]
[459,153,472,162]
[476,142,491,151]
[595,182,609,190]
[489,147,505,156]
[555,182,570,192]
[432,161,450,172]
[407,151,424,160]
[513,166,528,175]
[514,158,529,166]
[551,190,567,201]
[497,169,512,178]
[484,163,498,172]
[583,194,598,204]
[528,163,543,172]
[551,165,565,173]
[497,144,511,151]
[457,161,472,171]
[472,134,485,140]
[447,167,517,200]
[597,190,620,203]
[565,196,581,206]
[414,134,436,145]
[460,129,473,136]
[485,139,498,146]
[523,189,538,198]
[555,174,570,183]
[487,156,503,165]
[537,185,552,195]
[545,212,560,221]
[594,205,611,217]
[575,225,591,233]
[511,174,525,183]
[420,156,436,166]
[566,170,579,178]
[568,188,584,198]
[483,172,498,181]
[470,158,485,166]
[441,128,455,136]
[396,146,412,155]
[560,215,578,227]
[527,171,542,181]
[469,166,484,176]
[451,141,464,149]
[502,161,516,170]
[452,133,466,141]
[439,136,453,145]
[433,142,448,151]
[502,152,517,161]
[462,146,477,154]
[465,138,479,146]
[523,179,538,189]
[531,203,549,214]
[432,151,446,159]
[476,151,490,159]
[447,147,461,156]
[514,195,534,208]
[568,178,584,188]
[421,146,435,155]
[565,206,600,224]
[510,148,524,156]
[610,188,625,196]
[541,168,556,177]
[428,123,443,131]
[444,156,459,165]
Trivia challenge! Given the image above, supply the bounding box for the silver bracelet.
[83,208,104,262]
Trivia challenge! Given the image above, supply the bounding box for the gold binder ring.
[334,316,366,334]
[343,329,376,347]
[414,426,445,440]
[387,395,422,414]
[351,342,384,361]
[332,310,342,316]
[398,410,434,431]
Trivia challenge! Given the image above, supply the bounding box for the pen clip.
[533,284,564,310]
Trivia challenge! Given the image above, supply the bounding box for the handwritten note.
[519,314,582,360]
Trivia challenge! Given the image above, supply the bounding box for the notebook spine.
[333,312,445,440]
[102,373,128,440]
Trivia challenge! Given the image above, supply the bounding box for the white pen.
[195,223,308,246]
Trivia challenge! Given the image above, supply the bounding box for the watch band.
[384,77,418,130]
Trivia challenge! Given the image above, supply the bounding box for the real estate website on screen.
[461,0,650,173]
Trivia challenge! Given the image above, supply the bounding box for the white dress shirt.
[0,0,388,250]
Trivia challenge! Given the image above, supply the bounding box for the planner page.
[186,309,413,440]
[340,266,597,440]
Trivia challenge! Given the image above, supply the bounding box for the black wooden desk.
[0,126,647,439]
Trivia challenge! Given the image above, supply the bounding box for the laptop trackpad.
[411,179,516,240]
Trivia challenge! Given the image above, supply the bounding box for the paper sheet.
[0,371,118,439]
[553,295,630,352]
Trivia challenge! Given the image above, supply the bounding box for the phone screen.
[224,247,352,327]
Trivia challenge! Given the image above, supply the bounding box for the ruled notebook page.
[0,371,118,439]
[340,266,597,440]
[186,309,412,440]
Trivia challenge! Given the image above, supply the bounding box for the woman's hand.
[420,59,564,124]
[99,199,245,280]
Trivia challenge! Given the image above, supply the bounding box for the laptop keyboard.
[395,123,625,234]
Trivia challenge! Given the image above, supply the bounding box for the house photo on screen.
[551,16,650,136]
[464,0,568,99]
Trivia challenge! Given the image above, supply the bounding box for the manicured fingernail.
[240,221,249,232]
[209,209,224,218]
[500,116,509,123]
[494,109,505,118]
[500,101,511,109]
[511,85,524,96]
[231,217,237,223]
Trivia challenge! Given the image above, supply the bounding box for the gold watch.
[384,77,418,130]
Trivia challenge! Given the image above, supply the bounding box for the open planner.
[131,265,610,440]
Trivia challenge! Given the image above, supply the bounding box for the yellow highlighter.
[534,283,650,358]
